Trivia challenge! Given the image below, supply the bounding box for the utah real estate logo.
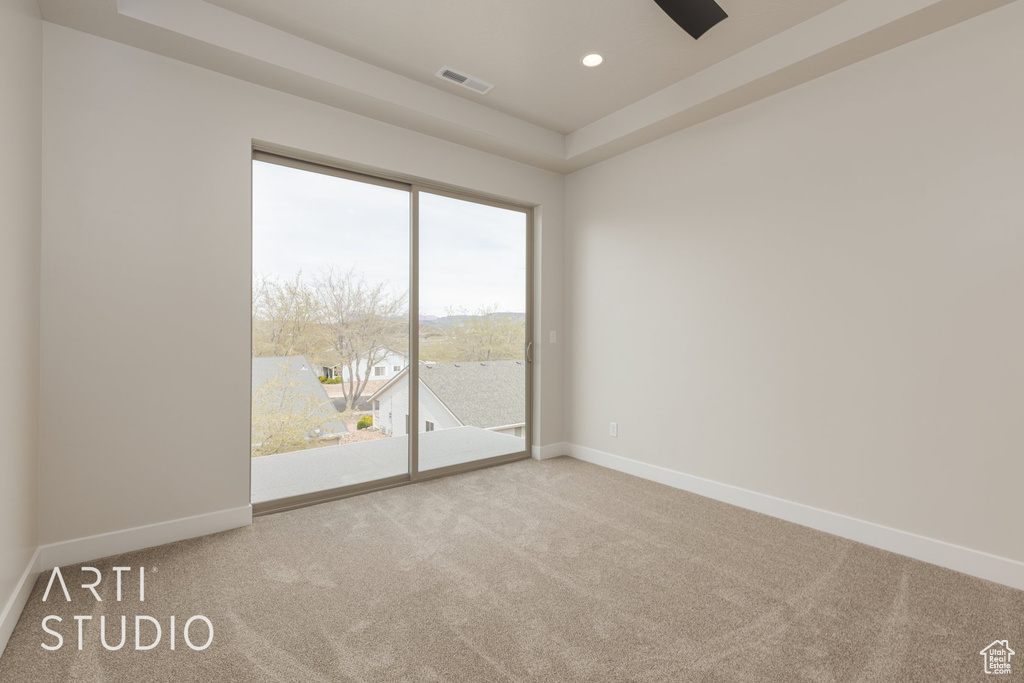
[980,640,1014,675]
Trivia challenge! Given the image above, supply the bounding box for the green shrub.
[356,415,373,430]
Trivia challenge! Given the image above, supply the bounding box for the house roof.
[252,356,349,438]
[421,361,525,429]
[370,361,525,430]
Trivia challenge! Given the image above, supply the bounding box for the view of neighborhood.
[251,160,527,489]
[251,281,526,458]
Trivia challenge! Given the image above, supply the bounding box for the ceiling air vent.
[436,66,494,94]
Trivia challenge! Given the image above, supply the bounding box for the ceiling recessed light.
[581,53,604,67]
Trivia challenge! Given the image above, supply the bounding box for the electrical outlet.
[550,330,557,343]
[609,422,618,437]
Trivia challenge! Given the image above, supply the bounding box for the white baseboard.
[568,444,1024,592]
[0,547,42,660]
[532,442,569,461]
[38,505,252,572]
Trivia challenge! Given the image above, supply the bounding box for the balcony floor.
[251,426,526,504]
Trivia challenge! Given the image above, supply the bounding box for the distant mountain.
[420,312,525,326]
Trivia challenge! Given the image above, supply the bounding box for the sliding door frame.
[251,147,533,516]
[408,184,534,483]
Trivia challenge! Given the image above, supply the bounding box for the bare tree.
[252,272,325,360]
[251,369,340,457]
[313,267,407,413]
[421,304,525,362]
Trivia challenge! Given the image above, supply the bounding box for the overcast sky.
[252,161,526,318]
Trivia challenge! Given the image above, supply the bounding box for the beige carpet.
[1,457,1021,682]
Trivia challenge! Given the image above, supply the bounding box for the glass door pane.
[251,158,410,505]
[414,191,528,472]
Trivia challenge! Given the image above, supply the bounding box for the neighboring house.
[368,361,526,438]
[319,349,408,383]
[252,356,349,446]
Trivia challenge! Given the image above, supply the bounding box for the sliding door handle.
[526,341,534,363]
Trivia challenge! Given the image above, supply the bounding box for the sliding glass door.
[415,191,529,472]
[250,156,412,506]
[250,152,531,512]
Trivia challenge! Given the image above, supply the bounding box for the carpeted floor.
[1,457,1021,682]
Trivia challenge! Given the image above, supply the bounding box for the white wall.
[41,24,564,545]
[565,2,1024,564]
[419,382,461,433]
[334,352,408,384]
[0,0,41,654]
[372,374,461,437]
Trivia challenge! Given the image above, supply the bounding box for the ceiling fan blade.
[653,0,728,40]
